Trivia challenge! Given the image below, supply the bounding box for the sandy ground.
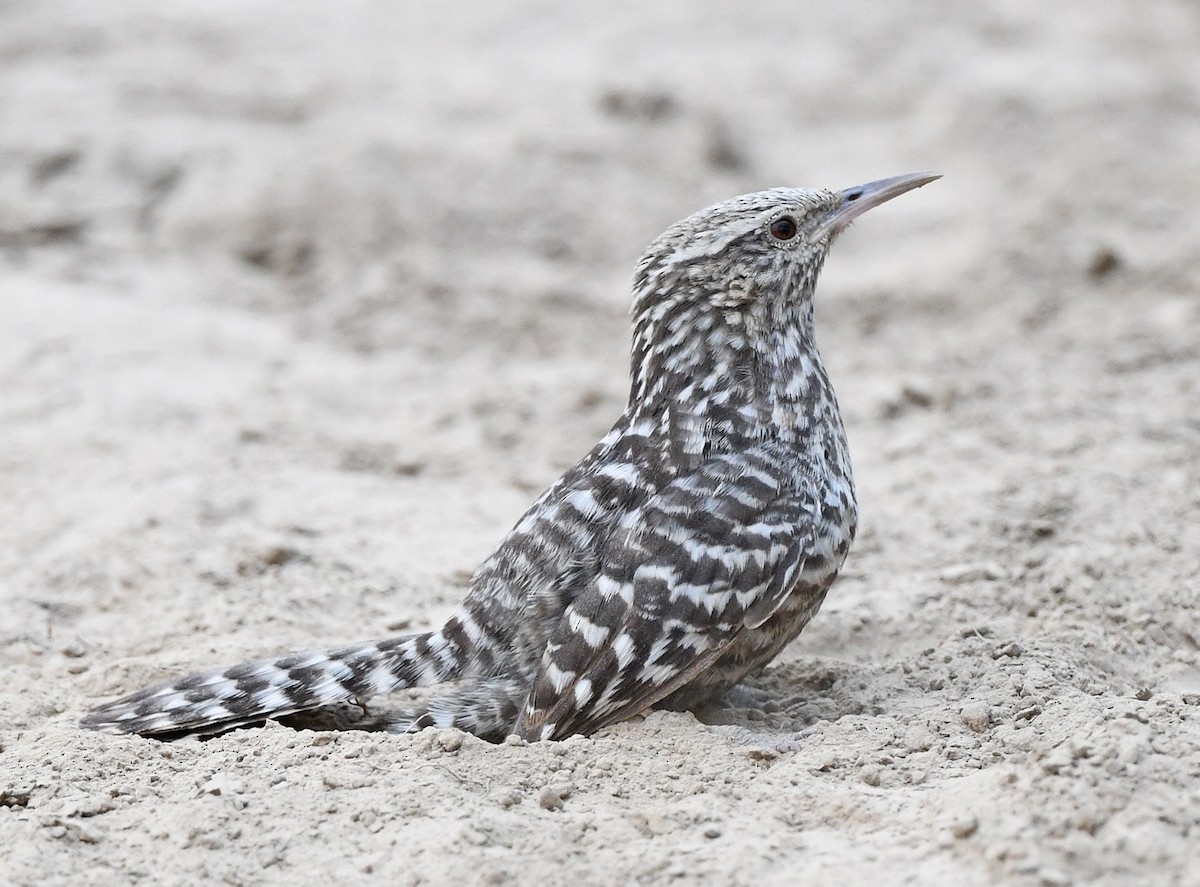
[2,1,1199,884]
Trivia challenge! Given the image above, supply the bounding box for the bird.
[82,172,939,742]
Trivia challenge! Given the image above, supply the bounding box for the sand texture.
[2,1,1199,884]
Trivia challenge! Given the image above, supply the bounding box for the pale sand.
[2,2,1198,884]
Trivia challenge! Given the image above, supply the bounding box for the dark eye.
[769,216,798,241]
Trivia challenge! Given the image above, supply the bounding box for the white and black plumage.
[82,173,939,742]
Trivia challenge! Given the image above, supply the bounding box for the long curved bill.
[808,172,941,243]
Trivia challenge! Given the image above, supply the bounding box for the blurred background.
[4,1,1195,343]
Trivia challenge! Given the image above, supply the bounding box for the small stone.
[495,791,520,809]
[960,701,991,733]
[71,821,102,844]
[949,815,978,839]
[198,775,224,796]
[0,788,32,809]
[538,786,566,811]
[900,382,935,409]
[958,625,994,639]
[599,88,677,122]
[1086,247,1121,280]
[631,811,673,835]
[436,730,463,753]
[940,563,1005,585]
[1041,745,1074,774]
[859,764,883,786]
[903,726,935,751]
[260,545,304,567]
[1117,736,1145,764]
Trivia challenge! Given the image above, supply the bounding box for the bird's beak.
[807,172,941,243]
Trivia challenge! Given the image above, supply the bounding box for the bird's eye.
[769,216,798,241]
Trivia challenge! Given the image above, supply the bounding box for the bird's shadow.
[687,656,883,737]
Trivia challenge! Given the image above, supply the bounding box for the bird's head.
[627,173,939,407]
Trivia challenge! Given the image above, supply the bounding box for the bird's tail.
[81,628,467,738]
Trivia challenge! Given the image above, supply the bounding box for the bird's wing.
[514,452,818,740]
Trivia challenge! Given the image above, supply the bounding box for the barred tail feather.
[280,676,527,742]
[81,630,464,738]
